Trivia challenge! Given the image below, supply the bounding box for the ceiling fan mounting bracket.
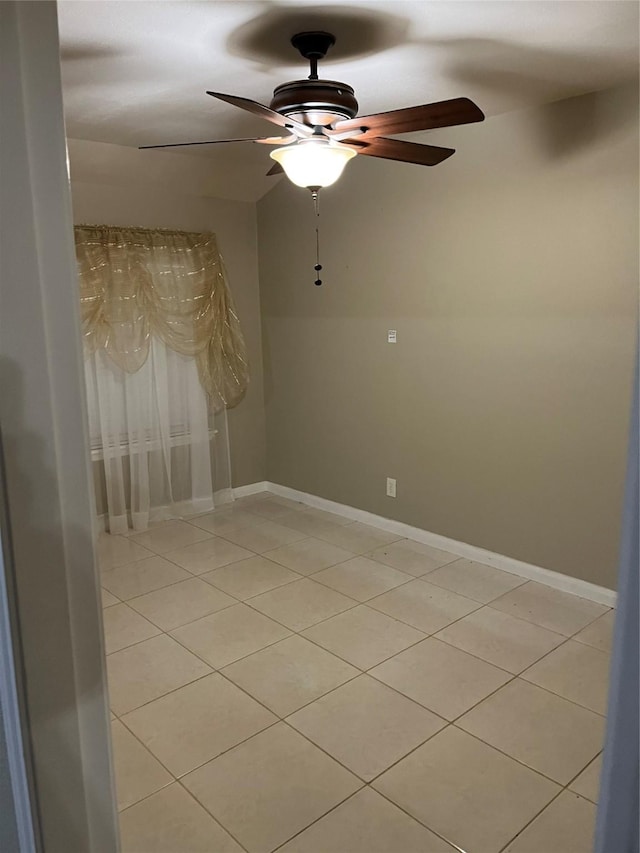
[291,31,336,81]
[290,32,336,61]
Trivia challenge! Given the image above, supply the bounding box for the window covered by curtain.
[75,225,249,534]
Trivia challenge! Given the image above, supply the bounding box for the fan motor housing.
[270,79,358,127]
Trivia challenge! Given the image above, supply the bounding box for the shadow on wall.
[532,84,639,159]
[0,357,113,850]
[440,37,637,158]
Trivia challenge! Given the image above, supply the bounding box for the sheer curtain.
[75,226,249,534]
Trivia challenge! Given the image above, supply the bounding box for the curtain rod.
[74,223,216,238]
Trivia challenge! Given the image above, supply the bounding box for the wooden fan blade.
[139,135,295,150]
[333,97,484,139]
[266,162,284,176]
[255,135,297,146]
[206,91,312,135]
[344,137,455,166]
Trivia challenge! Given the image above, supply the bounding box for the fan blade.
[266,162,284,176]
[344,137,455,166]
[255,135,297,145]
[206,91,312,136]
[333,97,484,138]
[139,135,295,150]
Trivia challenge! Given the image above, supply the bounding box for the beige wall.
[257,83,639,590]
[68,140,266,491]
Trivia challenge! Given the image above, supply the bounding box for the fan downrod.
[291,31,336,80]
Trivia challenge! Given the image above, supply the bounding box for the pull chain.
[310,187,322,285]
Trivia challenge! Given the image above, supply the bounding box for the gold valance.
[74,225,249,410]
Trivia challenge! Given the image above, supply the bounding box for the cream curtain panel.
[75,225,247,533]
[75,225,249,410]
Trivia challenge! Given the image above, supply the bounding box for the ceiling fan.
[140,31,486,192]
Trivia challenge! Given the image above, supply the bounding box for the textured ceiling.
[58,0,639,202]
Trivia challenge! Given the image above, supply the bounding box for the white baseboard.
[257,481,616,608]
[233,481,270,499]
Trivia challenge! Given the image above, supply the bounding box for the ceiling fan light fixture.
[270,138,357,188]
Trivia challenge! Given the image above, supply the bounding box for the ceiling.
[58,0,639,202]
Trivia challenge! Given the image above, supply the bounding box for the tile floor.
[100,491,613,853]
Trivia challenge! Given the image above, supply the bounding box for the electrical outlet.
[386,477,397,498]
[387,330,397,343]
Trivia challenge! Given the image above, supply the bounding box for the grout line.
[106,547,607,722]
[367,785,469,853]
[515,674,607,718]
[366,656,603,789]
[495,786,569,853]
[300,617,430,672]
[167,622,294,675]
[184,755,361,853]
[485,597,612,636]
[175,777,253,853]
[563,751,602,803]
[105,543,609,727]
[104,508,608,850]
[110,669,214,718]
[268,789,367,853]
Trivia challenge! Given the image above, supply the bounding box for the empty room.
[1,2,638,852]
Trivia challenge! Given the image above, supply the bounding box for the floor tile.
[457,678,605,784]
[265,495,307,511]
[164,535,254,574]
[573,609,615,653]
[368,579,480,634]
[302,605,426,670]
[278,511,350,539]
[217,520,307,553]
[98,534,154,570]
[263,537,355,575]
[521,640,610,714]
[300,507,353,526]
[107,634,212,715]
[569,754,602,803]
[426,559,526,603]
[370,637,511,719]
[101,555,191,600]
[127,578,235,631]
[246,498,305,520]
[435,606,565,673]
[373,726,559,853]
[111,720,171,811]
[316,522,403,554]
[119,784,243,853]
[121,673,277,777]
[504,791,596,853]
[103,603,161,654]
[368,539,460,576]
[490,581,608,636]
[171,603,291,669]
[222,635,358,717]
[202,555,300,600]
[130,520,213,554]
[287,674,445,781]
[278,787,456,853]
[312,556,412,602]
[101,587,119,608]
[188,508,268,536]
[182,723,361,853]
[248,578,356,632]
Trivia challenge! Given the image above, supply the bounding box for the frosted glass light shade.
[270,140,357,188]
